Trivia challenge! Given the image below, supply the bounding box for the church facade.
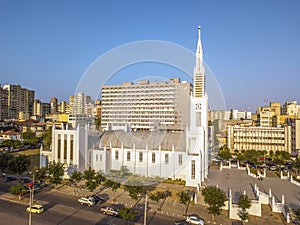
[41,26,209,188]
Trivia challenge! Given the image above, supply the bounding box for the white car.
[78,197,95,207]
[186,215,204,225]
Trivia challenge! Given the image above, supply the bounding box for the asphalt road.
[0,180,177,225]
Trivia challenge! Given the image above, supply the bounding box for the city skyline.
[1,1,300,111]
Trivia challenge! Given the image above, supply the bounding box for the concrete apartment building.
[42,26,209,188]
[101,78,191,131]
[227,125,292,153]
[0,86,8,120]
[69,92,93,115]
[3,84,35,120]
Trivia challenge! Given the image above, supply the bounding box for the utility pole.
[29,185,32,225]
[144,192,147,225]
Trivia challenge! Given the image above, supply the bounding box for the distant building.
[256,102,281,127]
[0,86,8,120]
[70,92,93,116]
[3,84,35,120]
[58,101,70,114]
[282,100,300,116]
[227,125,292,154]
[286,118,300,156]
[50,97,58,114]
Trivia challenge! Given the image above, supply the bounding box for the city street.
[0,180,178,225]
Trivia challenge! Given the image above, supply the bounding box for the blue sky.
[0,0,299,111]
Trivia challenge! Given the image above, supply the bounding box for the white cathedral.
[40,26,209,188]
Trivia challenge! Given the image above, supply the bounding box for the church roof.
[98,130,186,152]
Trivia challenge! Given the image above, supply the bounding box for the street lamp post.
[28,168,37,225]
[144,192,148,225]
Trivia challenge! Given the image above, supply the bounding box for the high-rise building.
[3,84,35,120]
[101,78,191,131]
[70,92,93,115]
[50,97,58,114]
[282,100,300,117]
[34,99,41,116]
[58,101,70,114]
[0,86,8,120]
[41,103,51,117]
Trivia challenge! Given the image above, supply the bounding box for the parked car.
[3,176,17,182]
[100,205,119,216]
[91,194,105,204]
[20,177,32,184]
[26,204,44,214]
[186,215,205,225]
[78,197,95,207]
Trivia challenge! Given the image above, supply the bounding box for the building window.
[115,150,119,160]
[191,160,195,179]
[165,153,169,164]
[96,154,99,162]
[127,151,131,161]
[100,154,102,162]
[57,139,61,160]
[139,152,143,163]
[178,154,182,166]
[64,139,67,160]
[70,140,74,162]
[152,153,155,163]
[196,112,201,127]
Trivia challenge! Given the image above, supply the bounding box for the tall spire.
[196,25,203,72]
[197,25,202,54]
[194,25,205,98]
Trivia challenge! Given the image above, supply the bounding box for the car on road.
[78,197,96,207]
[186,215,205,225]
[3,176,17,182]
[20,177,32,184]
[91,194,105,204]
[100,205,119,216]
[26,204,44,214]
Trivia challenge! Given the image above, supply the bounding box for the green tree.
[0,153,13,174]
[104,179,120,201]
[218,146,231,160]
[118,207,137,223]
[236,153,246,162]
[0,139,22,149]
[294,208,300,222]
[34,166,48,183]
[42,129,52,150]
[9,183,28,200]
[95,171,106,185]
[83,168,98,192]
[176,190,190,205]
[83,167,96,181]
[149,190,171,211]
[292,158,300,175]
[238,194,251,225]
[8,155,30,175]
[22,131,40,146]
[47,161,64,187]
[201,186,227,222]
[70,170,83,184]
[124,180,144,200]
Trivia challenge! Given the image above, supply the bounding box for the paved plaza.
[204,167,300,210]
